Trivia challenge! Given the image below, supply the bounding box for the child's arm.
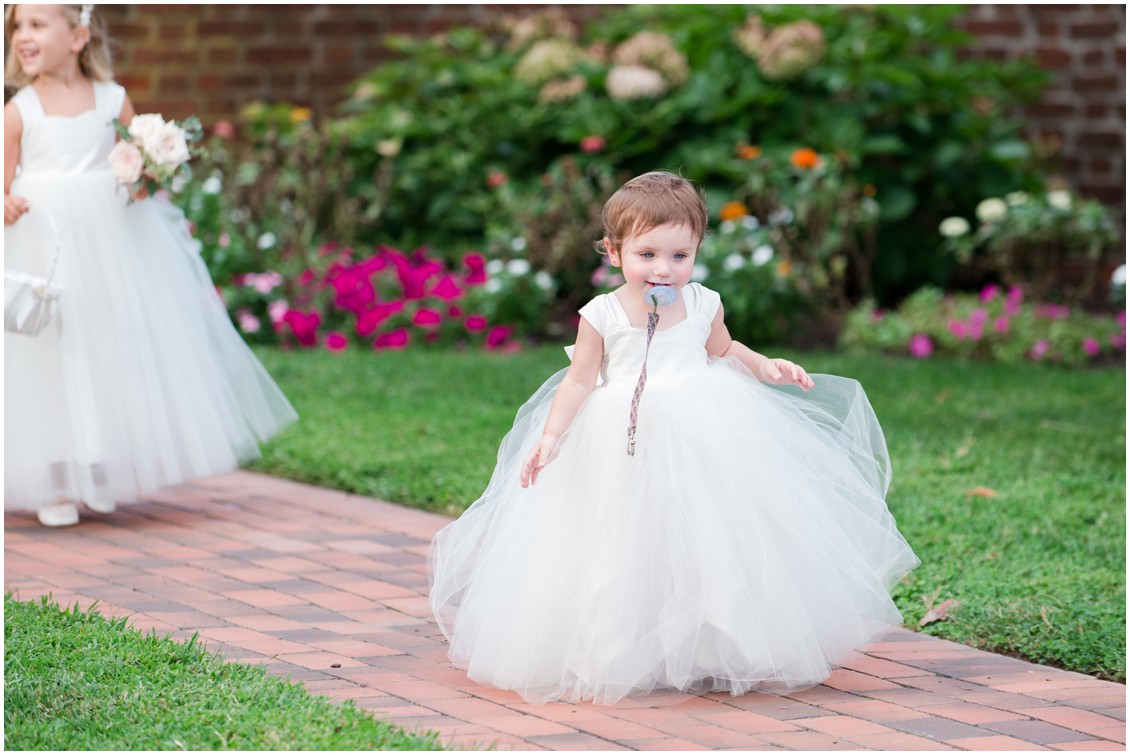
[4,101,28,225]
[705,304,814,391]
[520,318,604,487]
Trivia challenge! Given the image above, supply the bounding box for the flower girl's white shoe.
[82,497,117,514]
[37,502,79,527]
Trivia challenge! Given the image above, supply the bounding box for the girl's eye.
[640,252,654,258]
[674,253,688,260]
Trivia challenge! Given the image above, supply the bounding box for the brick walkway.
[5,471,1124,751]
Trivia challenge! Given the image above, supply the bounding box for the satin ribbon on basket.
[626,285,677,456]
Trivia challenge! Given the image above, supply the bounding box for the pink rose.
[108,140,144,185]
[151,120,191,167]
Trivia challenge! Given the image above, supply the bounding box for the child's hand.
[4,193,29,225]
[759,358,815,392]
[520,434,559,488]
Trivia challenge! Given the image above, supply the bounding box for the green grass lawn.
[252,345,1126,682]
[4,596,440,751]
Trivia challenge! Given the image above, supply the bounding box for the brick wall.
[94,4,1125,206]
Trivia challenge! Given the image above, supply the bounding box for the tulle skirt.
[4,172,297,511]
[429,358,919,705]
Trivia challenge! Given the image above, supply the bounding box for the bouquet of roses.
[107,114,205,196]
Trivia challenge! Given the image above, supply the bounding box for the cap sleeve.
[688,283,722,321]
[10,87,43,125]
[578,295,607,336]
[97,81,127,120]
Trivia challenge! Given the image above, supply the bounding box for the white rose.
[939,216,970,238]
[975,198,1008,223]
[151,121,191,167]
[107,140,144,185]
[1047,189,1072,211]
[127,113,165,153]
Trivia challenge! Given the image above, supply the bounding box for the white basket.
[5,207,62,337]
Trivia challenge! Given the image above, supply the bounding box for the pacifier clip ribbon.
[626,286,676,456]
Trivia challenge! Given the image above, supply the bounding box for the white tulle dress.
[4,81,297,512]
[429,282,919,705]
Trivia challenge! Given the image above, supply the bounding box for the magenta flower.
[355,301,404,336]
[947,320,968,339]
[1004,298,1021,316]
[871,309,885,323]
[328,268,376,312]
[979,283,1000,303]
[908,333,933,359]
[374,328,410,350]
[1083,338,1101,357]
[1007,285,1024,304]
[1117,311,1126,330]
[485,325,512,349]
[297,268,315,286]
[993,315,1010,333]
[413,308,443,328]
[465,315,488,333]
[448,305,462,318]
[282,310,320,347]
[431,275,463,301]
[1111,331,1125,351]
[325,332,348,353]
[969,322,984,341]
[1029,339,1050,360]
[969,308,989,326]
[464,253,487,284]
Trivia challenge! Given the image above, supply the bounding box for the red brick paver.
[5,471,1125,751]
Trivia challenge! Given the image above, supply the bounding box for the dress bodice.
[10,81,124,176]
[579,283,721,385]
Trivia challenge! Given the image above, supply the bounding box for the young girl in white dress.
[4,4,297,527]
[429,171,920,705]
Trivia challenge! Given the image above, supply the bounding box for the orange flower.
[720,201,748,222]
[737,144,762,160]
[790,147,821,170]
[776,260,792,277]
[863,183,877,197]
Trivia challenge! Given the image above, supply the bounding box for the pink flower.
[268,299,289,325]
[374,328,410,350]
[298,269,316,286]
[1029,339,1050,360]
[947,320,968,339]
[1117,311,1126,330]
[236,308,261,334]
[327,267,376,312]
[969,322,984,341]
[108,140,144,185]
[1110,331,1125,351]
[979,283,1000,303]
[1083,338,1101,357]
[908,333,933,359]
[244,271,284,294]
[464,253,487,284]
[1004,298,1021,317]
[1007,285,1024,304]
[1036,304,1070,320]
[592,265,608,286]
[218,232,231,249]
[871,309,885,323]
[580,135,606,153]
[486,171,508,188]
[465,315,488,333]
[282,310,321,347]
[213,120,236,140]
[325,331,349,353]
[485,325,512,349]
[969,308,989,326]
[355,301,404,336]
[448,305,462,318]
[431,275,463,301]
[413,308,443,328]
[993,315,1010,333]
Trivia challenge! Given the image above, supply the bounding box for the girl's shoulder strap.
[685,282,722,320]
[94,80,127,119]
[9,86,45,125]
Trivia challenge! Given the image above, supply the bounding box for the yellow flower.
[720,201,748,222]
[790,147,821,169]
[289,107,313,124]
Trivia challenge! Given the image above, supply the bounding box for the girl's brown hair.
[4,4,113,89]
[597,171,708,256]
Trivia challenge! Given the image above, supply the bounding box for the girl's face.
[9,5,85,80]
[608,223,699,302]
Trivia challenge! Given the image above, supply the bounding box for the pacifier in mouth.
[645,285,677,308]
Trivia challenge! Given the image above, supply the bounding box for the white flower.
[692,263,709,282]
[975,197,1008,223]
[486,258,505,276]
[1005,191,1029,206]
[150,121,191,167]
[1112,264,1126,288]
[127,113,165,154]
[752,244,774,266]
[375,139,402,157]
[201,175,222,195]
[107,140,144,185]
[510,237,528,252]
[257,232,277,250]
[506,258,531,276]
[484,278,503,294]
[768,208,795,225]
[741,215,761,230]
[534,271,554,291]
[939,216,970,238]
[605,65,667,100]
[720,220,736,234]
[1047,189,1072,211]
[723,253,745,272]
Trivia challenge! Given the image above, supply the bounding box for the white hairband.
[79,4,94,28]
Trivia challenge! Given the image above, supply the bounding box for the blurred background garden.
[46,1,1130,682]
